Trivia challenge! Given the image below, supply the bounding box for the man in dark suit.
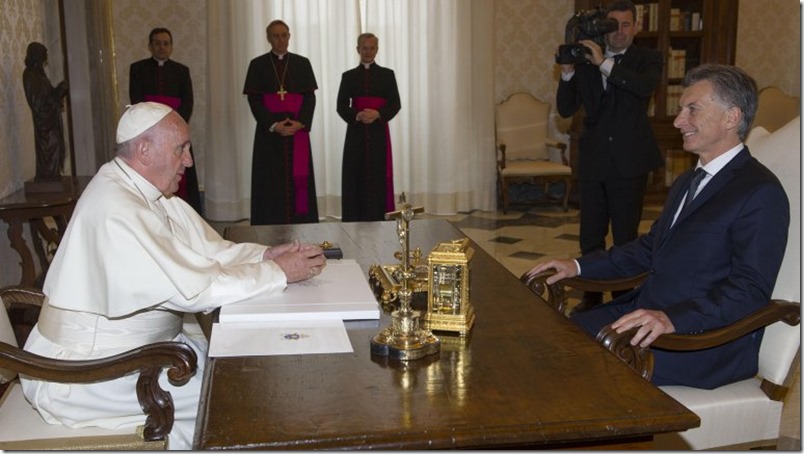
[556,0,664,311]
[129,27,202,215]
[527,64,789,390]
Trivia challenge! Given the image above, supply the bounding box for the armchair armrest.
[545,138,566,151]
[0,340,197,442]
[0,286,45,311]
[0,287,45,347]
[497,143,507,170]
[595,300,801,381]
[520,270,648,316]
[545,138,568,165]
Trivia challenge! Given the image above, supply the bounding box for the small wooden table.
[194,220,698,450]
[0,176,90,287]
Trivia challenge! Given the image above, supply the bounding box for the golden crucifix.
[370,192,440,361]
[277,86,287,101]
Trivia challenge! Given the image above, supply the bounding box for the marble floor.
[208,198,799,450]
[418,201,662,281]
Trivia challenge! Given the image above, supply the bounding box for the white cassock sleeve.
[44,161,287,318]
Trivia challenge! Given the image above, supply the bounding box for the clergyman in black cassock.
[129,27,203,215]
[337,33,401,222]
[243,20,319,225]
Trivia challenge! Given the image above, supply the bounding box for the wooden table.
[194,220,698,450]
[0,177,90,287]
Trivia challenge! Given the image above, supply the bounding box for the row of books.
[635,3,703,32]
[669,8,703,32]
[667,48,688,79]
[645,84,684,117]
[635,3,660,31]
[665,85,683,116]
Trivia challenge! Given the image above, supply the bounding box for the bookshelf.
[568,0,738,203]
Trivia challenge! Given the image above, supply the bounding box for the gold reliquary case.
[423,238,475,336]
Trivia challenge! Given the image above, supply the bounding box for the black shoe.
[569,291,603,316]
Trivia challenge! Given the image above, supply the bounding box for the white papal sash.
[37,298,183,355]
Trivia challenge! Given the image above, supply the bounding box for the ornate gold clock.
[423,238,475,336]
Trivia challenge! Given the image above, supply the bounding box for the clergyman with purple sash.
[243,19,319,225]
[129,27,203,215]
[336,33,401,222]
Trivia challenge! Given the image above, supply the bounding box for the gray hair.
[683,64,758,141]
[115,128,157,158]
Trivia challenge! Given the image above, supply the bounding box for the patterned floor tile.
[554,233,579,242]
[509,250,546,260]
[489,236,523,245]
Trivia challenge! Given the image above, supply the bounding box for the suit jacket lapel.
[655,170,689,246]
[677,149,750,224]
[658,148,752,245]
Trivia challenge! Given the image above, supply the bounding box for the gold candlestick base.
[370,305,440,361]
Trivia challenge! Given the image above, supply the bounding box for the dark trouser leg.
[605,174,648,247]
[605,174,649,299]
[571,291,604,315]
[570,297,636,339]
[576,178,610,313]
[578,178,609,255]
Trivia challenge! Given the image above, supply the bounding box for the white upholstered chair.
[649,116,802,450]
[0,287,197,450]
[495,92,571,213]
[753,86,800,133]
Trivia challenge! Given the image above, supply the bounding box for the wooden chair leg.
[562,178,571,212]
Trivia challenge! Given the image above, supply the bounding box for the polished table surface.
[194,220,698,450]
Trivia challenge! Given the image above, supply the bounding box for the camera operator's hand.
[579,39,605,66]
[555,45,575,75]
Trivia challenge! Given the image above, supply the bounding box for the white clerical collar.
[153,57,168,66]
[362,61,374,69]
[113,157,163,203]
[272,51,288,60]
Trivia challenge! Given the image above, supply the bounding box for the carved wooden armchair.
[0,287,198,450]
[520,270,800,450]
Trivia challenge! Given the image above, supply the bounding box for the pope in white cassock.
[20,102,327,450]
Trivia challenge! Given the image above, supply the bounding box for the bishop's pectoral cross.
[277,86,287,101]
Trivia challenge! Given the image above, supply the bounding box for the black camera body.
[556,6,619,65]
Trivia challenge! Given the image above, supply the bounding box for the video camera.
[555,6,619,65]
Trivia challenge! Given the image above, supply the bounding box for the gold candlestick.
[370,193,440,361]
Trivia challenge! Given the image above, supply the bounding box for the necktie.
[604,54,623,90]
[682,168,706,210]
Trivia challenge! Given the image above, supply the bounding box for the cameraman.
[556,0,663,312]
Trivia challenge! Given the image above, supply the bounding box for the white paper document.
[208,319,353,357]
[218,259,380,323]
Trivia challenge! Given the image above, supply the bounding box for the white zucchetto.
[116,102,173,144]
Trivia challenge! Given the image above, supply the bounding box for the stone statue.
[23,42,69,182]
